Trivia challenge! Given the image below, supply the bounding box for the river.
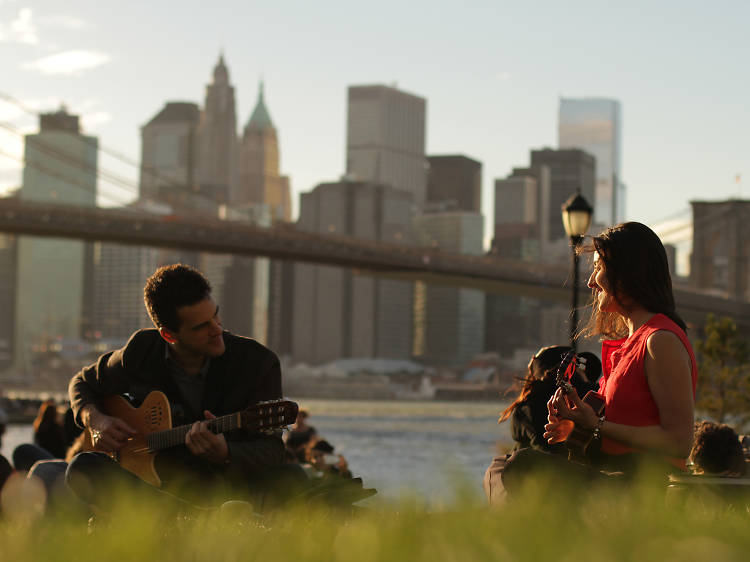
[1,398,513,504]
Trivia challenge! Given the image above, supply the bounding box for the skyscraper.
[558,98,623,226]
[346,85,427,208]
[492,169,546,260]
[91,234,160,342]
[15,108,97,369]
[139,101,201,206]
[426,155,482,213]
[196,54,238,204]
[238,82,291,222]
[0,229,17,371]
[530,148,595,242]
[292,181,414,364]
[412,212,485,365]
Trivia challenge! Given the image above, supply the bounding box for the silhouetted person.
[689,421,747,477]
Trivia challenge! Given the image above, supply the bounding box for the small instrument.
[555,351,606,463]
[83,391,298,486]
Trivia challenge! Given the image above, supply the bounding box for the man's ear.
[159,327,177,344]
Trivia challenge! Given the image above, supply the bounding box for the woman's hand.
[543,387,599,444]
[544,412,575,444]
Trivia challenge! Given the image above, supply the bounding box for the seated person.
[544,223,697,477]
[689,421,747,477]
[285,408,317,462]
[66,264,287,512]
[498,345,601,454]
[492,223,697,501]
[302,439,352,479]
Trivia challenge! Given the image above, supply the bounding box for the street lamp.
[561,189,593,350]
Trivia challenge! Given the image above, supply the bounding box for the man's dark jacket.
[68,329,285,475]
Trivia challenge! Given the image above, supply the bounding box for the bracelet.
[592,416,605,440]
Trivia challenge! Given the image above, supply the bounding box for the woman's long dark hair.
[498,345,571,422]
[580,221,686,339]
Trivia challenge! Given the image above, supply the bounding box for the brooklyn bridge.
[0,197,747,332]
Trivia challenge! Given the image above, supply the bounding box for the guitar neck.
[146,412,241,452]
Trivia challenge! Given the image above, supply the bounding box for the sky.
[1,0,749,250]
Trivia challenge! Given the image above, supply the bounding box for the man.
[66,264,286,510]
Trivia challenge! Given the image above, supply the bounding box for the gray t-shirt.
[165,345,211,419]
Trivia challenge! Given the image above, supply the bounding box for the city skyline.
[0,0,748,249]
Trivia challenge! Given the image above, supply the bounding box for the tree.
[694,314,750,424]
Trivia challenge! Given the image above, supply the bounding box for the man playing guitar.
[67,264,291,511]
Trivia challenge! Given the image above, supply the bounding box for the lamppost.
[561,189,593,350]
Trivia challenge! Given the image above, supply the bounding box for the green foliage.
[3,476,750,562]
[695,314,750,424]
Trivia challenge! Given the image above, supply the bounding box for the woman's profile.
[494,222,697,498]
[545,221,697,474]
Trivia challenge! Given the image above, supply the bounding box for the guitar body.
[83,391,171,487]
[81,391,297,488]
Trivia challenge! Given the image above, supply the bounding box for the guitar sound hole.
[145,405,164,427]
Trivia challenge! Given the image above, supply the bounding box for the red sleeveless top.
[598,314,698,460]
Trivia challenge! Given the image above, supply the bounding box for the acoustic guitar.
[82,391,298,486]
[555,351,606,463]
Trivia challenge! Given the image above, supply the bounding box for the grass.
[1,472,750,562]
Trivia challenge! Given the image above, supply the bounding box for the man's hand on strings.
[185,410,229,464]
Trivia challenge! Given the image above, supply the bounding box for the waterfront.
[1,398,512,504]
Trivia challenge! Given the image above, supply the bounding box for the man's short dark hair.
[143,264,212,332]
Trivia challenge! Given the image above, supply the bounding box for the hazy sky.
[1,0,748,247]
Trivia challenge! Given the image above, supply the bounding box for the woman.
[483,347,601,504]
[545,222,697,474]
[498,345,599,454]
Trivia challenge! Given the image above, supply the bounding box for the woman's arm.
[547,331,694,457]
[604,330,694,457]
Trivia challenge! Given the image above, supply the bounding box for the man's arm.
[224,349,285,471]
[68,346,137,450]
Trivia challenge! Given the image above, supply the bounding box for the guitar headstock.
[240,399,299,432]
[555,350,578,392]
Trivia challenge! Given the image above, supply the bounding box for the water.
[1,399,513,504]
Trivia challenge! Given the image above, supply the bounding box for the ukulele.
[82,390,298,486]
[555,351,605,463]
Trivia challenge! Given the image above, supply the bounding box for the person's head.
[582,222,685,339]
[305,439,335,468]
[689,421,746,476]
[295,409,309,426]
[527,345,573,382]
[32,400,59,432]
[576,351,602,385]
[143,264,225,357]
[0,406,7,447]
[498,345,572,423]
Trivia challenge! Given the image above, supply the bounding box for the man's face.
[163,296,226,358]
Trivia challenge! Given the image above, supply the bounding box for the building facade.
[346,85,427,209]
[196,54,238,205]
[292,181,414,364]
[530,148,595,242]
[412,212,485,365]
[237,82,291,222]
[0,231,17,371]
[426,155,482,213]
[691,200,750,301]
[139,101,201,206]
[14,108,97,369]
[558,98,623,226]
